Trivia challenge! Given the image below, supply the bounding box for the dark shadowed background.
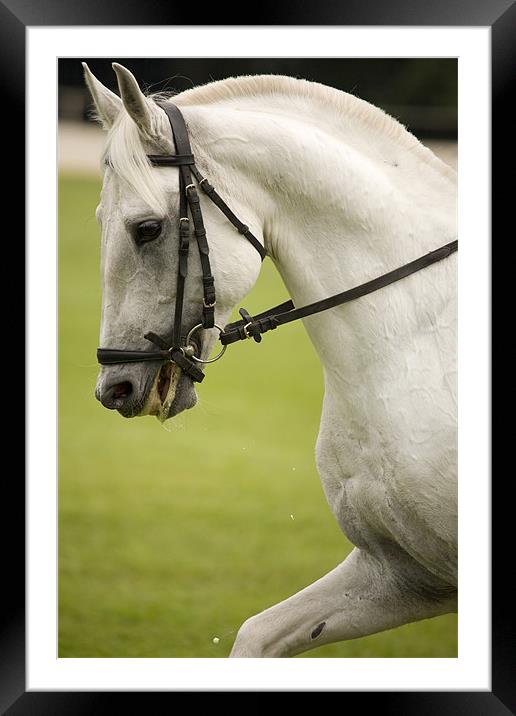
[60,57,457,137]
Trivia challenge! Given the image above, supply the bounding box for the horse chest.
[316,419,456,585]
[316,425,396,548]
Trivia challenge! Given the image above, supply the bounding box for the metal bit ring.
[185,323,227,364]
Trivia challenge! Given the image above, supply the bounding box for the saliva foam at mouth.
[157,366,180,423]
[141,362,180,422]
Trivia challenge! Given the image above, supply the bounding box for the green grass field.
[58,174,457,658]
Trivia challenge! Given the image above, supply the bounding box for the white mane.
[102,74,455,213]
[102,106,169,214]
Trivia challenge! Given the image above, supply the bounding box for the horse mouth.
[157,362,173,403]
[141,359,198,422]
[141,361,181,421]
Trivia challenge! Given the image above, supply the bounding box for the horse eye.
[136,220,162,244]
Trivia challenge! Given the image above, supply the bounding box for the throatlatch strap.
[220,240,458,345]
[190,166,267,261]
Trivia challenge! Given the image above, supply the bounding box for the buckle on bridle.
[240,310,262,343]
[203,298,216,309]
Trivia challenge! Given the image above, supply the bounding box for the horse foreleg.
[229,547,456,657]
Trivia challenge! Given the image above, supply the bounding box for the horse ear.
[82,62,121,129]
[112,63,159,137]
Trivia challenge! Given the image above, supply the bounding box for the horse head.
[84,63,263,420]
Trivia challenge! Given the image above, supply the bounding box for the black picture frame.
[7,0,506,711]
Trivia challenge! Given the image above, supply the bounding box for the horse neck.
[181,98,457,382]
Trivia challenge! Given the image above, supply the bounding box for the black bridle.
[97,101,458,382]
[97,101,266,383]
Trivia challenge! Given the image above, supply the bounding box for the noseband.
[97,101,458,383]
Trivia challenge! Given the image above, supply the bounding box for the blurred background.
[59,58,457,174]
[58,58,457,658]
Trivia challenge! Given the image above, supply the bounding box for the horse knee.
[230,615,270,658]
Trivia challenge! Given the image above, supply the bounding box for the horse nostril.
[100,380,134,410]
[112,381,133,400]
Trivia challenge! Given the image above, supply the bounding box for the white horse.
[84,62,457,657]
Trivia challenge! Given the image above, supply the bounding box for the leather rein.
[97,102,458,383]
